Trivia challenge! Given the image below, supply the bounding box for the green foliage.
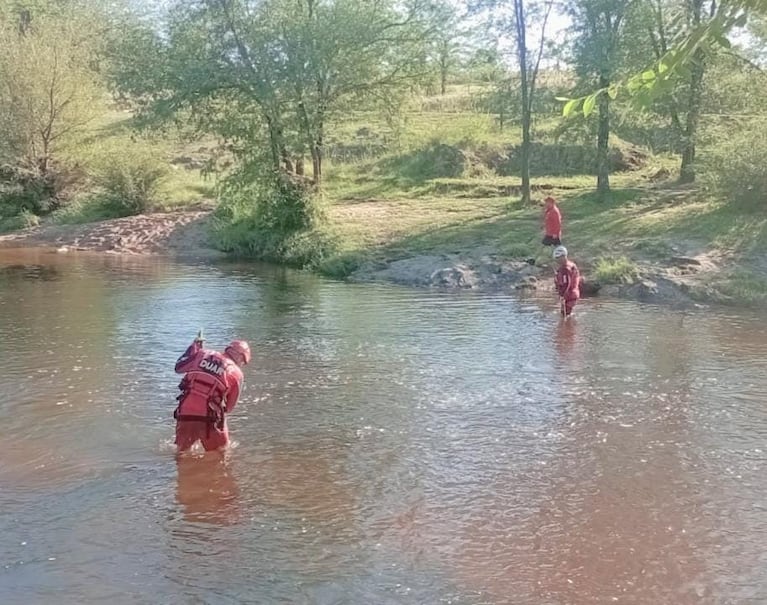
[89,142,169,216]
[594,256,640,284]
[0,161,85,215]
[0,2,112,218]
[703,127,767,208]
[0,8,105,170]
[317,253,364,279]
[51,197,123,225]
[562,0,766,111]
[212,163,333,267]
[0,209,39,233]
[381,141,470,182]
[716,270,767,307]
[111,0,436,183]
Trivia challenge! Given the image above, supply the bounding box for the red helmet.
[225,340,251,365]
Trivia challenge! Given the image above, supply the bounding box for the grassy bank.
[0,109,216,233]
[5,83,767,305]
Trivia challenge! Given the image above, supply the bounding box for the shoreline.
[0,210,743,309]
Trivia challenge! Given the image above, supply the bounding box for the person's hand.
[194,329,205,345]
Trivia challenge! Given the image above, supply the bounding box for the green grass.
[714,270,767,307]
[593,256,640,284]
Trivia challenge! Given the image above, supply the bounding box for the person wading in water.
[173,332,250,452]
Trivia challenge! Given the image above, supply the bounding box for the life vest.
[174,353,234,432]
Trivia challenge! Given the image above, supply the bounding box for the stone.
[430,266,475,288]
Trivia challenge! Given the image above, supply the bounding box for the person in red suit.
[541,196,563,246]
[553,245,581,318]
[173,334,250,452]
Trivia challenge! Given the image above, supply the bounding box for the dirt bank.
[0,209,745,308]
[0,210,225,260]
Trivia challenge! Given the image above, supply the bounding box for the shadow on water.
[0,263,61,281]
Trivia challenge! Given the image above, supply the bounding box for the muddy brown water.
[1,248,765,605]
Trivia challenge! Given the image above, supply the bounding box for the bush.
[0,209,40,233]
[0,161,85,216]
[703,128,767,208]
[212,163,333,267]
[90,143,169,216]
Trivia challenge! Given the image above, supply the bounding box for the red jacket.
[543,205,562,238]
[555,260,580,300]
[174,340,243,419]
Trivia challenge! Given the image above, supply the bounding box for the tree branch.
[528,0,555,113]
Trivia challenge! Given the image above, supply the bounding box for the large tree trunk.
[520,100,532,205]
[264,115,283,172]
[440,55,448,95]
[679,49,704,183]
[679,0,707,184]
[311,118,323,186]
[515,0,532,205]
[311,146,321,185]
[596,74,611,198]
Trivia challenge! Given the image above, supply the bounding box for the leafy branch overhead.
[559,0,757,117]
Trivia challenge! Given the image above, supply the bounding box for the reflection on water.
[175,453,242,526]
[1,248,766,604]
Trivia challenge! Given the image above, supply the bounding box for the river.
[1,248,765,604]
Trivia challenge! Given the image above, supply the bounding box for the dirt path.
[0,210,224,259]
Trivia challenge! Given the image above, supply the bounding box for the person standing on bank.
[541,196,562,246]
[173,333,250,452]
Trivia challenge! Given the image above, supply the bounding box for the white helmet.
[553,245,568,259]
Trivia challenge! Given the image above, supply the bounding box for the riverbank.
[0,210,224,260]
[2,186,765,308]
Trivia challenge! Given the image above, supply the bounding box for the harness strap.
[174,413,215,423]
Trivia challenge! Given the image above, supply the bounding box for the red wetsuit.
[173,340,244,451]
[555,260,581,316]
[543,204,562,240]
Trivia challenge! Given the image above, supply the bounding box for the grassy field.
[42,109,217,227]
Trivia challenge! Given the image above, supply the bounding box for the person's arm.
[224,372,243,412]
[555,268,569,297]
[175,339,203,374]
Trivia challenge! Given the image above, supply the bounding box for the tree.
[564,0,766,113]
[278,0,432,185]
[0,5,105,203]
[677,0,718,182]
[513,0,554,204]
[430,1,465,95]
[112,0,434,187]
[567,0,640,198]
[472,0,555,205]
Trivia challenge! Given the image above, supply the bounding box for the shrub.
[0,209,40,233]
[212,163,333,267]
[703,128,767,208]
[90,143,169,216]
[381,140,469,182]
[0,161,85,216]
